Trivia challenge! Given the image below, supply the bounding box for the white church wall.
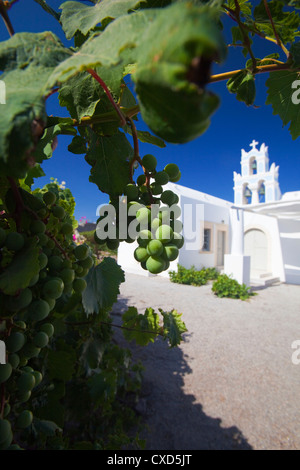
[277,218,300,285]
[243,211,285,282]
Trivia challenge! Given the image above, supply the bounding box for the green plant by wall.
[212,274,256,301]
[169,265,219,286]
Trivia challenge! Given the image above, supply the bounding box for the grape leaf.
[122,307,160,346]
[266,70,300,139]
[0,32,71,175]
[253,1,300,44]
[33,0,61,20]
[80,336,104,371]
[290,41,300,67]
[127,128,166,148]
[47,349,76,382]
[133,2,226,143]
[85,131,133,195]
[0,240,40,295]
[60,0,147,39]
[227,70,256,106]
[161,309,187,348]
[33,122,77,164]
[82,257,125,315]
[223,0,252,17]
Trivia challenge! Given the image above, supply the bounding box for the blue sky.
[1,0,299,223]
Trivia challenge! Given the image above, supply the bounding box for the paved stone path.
[113,273,300,450]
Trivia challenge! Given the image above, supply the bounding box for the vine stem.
[0,0,14,36]
[233,0,257,71]
[209,62,292,83]
[263,0,289,58]
[64,318,163,337]
[87,69,127,127]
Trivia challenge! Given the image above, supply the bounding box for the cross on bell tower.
[233,141,281,205]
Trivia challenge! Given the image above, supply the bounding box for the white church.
[117,140,300,286]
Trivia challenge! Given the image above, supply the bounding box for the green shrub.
[212,274,255,300]
[169,265,219,286]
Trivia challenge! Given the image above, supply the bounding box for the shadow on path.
[112,297,252,451]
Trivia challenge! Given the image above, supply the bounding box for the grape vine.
[0,0,299,451]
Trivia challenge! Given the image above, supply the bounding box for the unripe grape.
[17,371,35,391]
[32,370,43,386]
[60,268,75,284]
[33,331,49,349]
[136,207,151,226]
[142,154,157,171]
[163,244,179,261]
[20,344,41,360]
[31,220,46,235]
[38,233,49,246]
[3,403,10,418]
[0,364,12,384]
[5,232,24,251]
[43,191,56,206]
[47,238,55,250]
[28,273,39,287]
[151,218,162,233]
[150,183,163,195]
[61,223,73,235]
[17,390,31,404]
[46,298,56,312]
[47,255,63,272]
[164,163,180,180]
[40,323,54,338]
[161,190,176,206]
[0,227,6,247]
[28,299,50,322]
[8,353,20,369]
[155,225,174,244]
[137,174,146,186]
[155,171,169,185]
[6,331,26,353]
[170,171,181,183]
[75,267,89,278]
[172,232,184,249]
[72,278,87,294]
[137,230,152,247]
[52,205,65,219]
[106,239,119,250]
[39,252,48,270]
[42,278,64,300]
[146,256,165,274]
[74,244,89,261]
[134,247,149,263]
[8,288,32,312]
[0,419,13,450]
[146,239,164,257]
[16,410,33,429]
[124,184,139,201]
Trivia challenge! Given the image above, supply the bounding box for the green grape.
[8,353,20,369]
[33,331,49,349]
[151,218,162,233]
[172,232,184,249]
[124,184,139,201]
[170,171,181,183]
[72,278,87,294]
[94,231,106,245]
[16,410,33,429]
[38,233,49,246]
[3,403,10,418]
[154,171,169,186]
[28,299,50,322]
[6,331,26,353]
[146,239,164,257]
[134,247,149,263]
[164,163,180,180]
[52,205,65,219]
[163,244,179,261]
[136,207,151,226]
[140,192,151,206]
[142,154,157,171]
[5,232,24,251]
[106,239,119,250]
[39,252,48,270]
[39,270,47,281]
[0,419,13,450]
[28,273,39,287]
[46,298,56,312]
[61,223,73,235]
[22,366,34,373]
[60,268,75,284]
[74,244,89,261]
[0,364,12,384]
[79,256,93,270]
[37,208,47,219]
[31,220,46,235]
[46,238,55,250]
[40,323,54,338]
[20,344,41,360]
[150,183,163,195]
[43,191,56,206]
[161,190,176,206]
[75,264,83,274]
[140,261,148,271]
[32,370,43,387]
[137,229,152,247]
[62,258,72,269]
[8,288,32,312]
[146,256,165,274]
[63,283,73,295]
[137,174,146,186]
[17,372,36,392]
[47,255,63,272]
[14,320,26,329]
[155,225,174,244]
[0,227,6,247]
[42,278,64,300]
[17,390,31,404]
[74,267,89,278]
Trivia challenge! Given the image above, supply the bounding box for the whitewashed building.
[117,141,300,286]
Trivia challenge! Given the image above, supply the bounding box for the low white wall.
[278,219,300,285]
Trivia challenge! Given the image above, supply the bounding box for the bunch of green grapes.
[94,155,184,274]
[0,188,94,449]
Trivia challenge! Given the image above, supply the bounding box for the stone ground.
[112,273,300,450]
